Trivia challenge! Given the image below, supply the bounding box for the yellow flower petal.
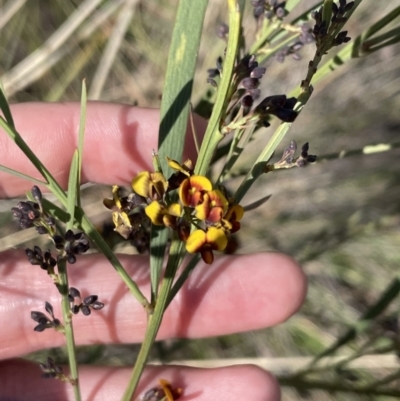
[206,227,228,251]
[132,171,151,198]
[225,204,244,222]
[167,203,182,217]
[186,229,206,253]
[145,201,165,225]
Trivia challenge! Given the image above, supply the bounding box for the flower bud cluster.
[265,140,317,172]
[312,1,353,51]
[251,0,287,21]
[68,287,104,316]
[105,158,245,265]
[39,357,65,380]
[31,302,63,332]
[208,53,299,132]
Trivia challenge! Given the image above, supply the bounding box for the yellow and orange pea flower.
[179,175,212,207]
[131,171,168,200]
[185,226,228,264]
[106,157,245,264]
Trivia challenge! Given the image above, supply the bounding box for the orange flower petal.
[179,176,212,206]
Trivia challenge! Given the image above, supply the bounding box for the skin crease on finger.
[0,361,281,401]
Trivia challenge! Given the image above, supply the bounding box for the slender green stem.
[121,240,184,401]
[195,0,243,176]
[57,258,81,401]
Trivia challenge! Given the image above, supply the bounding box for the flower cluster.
[31,302,63,332]
[68,287,104,316]
[207,53,299,131]
[105,158,244,264]
[251,0,287,21]
[265,140,317,172]
[39,357,65,380]
[312,1,353,49]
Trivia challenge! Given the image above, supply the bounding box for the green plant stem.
[57,258,81,401]
[195,0,243,176]
[121,240,184,401]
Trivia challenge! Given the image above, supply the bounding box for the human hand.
[0,103,306,400]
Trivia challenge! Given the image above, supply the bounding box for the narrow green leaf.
[76,79,87,207]
[195,0,245,176]
[0,164,47,186]
[0,83,15,129]
[157,0,208,173]
[361,5,400,42]
[66,150,79,230]
[150,0,208,301]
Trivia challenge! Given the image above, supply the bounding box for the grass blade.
[149,0,208,301]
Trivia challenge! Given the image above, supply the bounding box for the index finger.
[0,102,201,198]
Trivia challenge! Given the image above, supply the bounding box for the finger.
[0,359,280,401]
[0,250,306,359]
[0,103,203,197]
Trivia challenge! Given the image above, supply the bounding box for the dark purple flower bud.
[45,302,54,317]
[250,67,266,79]
[69,287,81,298]
[275,108,298,122]
[284,97,297,109]
[53,235,64,249]
[275,7,285,18]
[81,305,91,316]
[72,305,80,314]
[241,77,260,90]
[31,186,42,202]
[241,95,254,108]
[83,295,98,305]
[67,253,76,264]
[345,2,354,11]
[31,311,49,323]
[253,6,264,18]
[92,301,105,310]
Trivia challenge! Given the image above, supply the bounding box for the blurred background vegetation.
[1,0,400,399]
